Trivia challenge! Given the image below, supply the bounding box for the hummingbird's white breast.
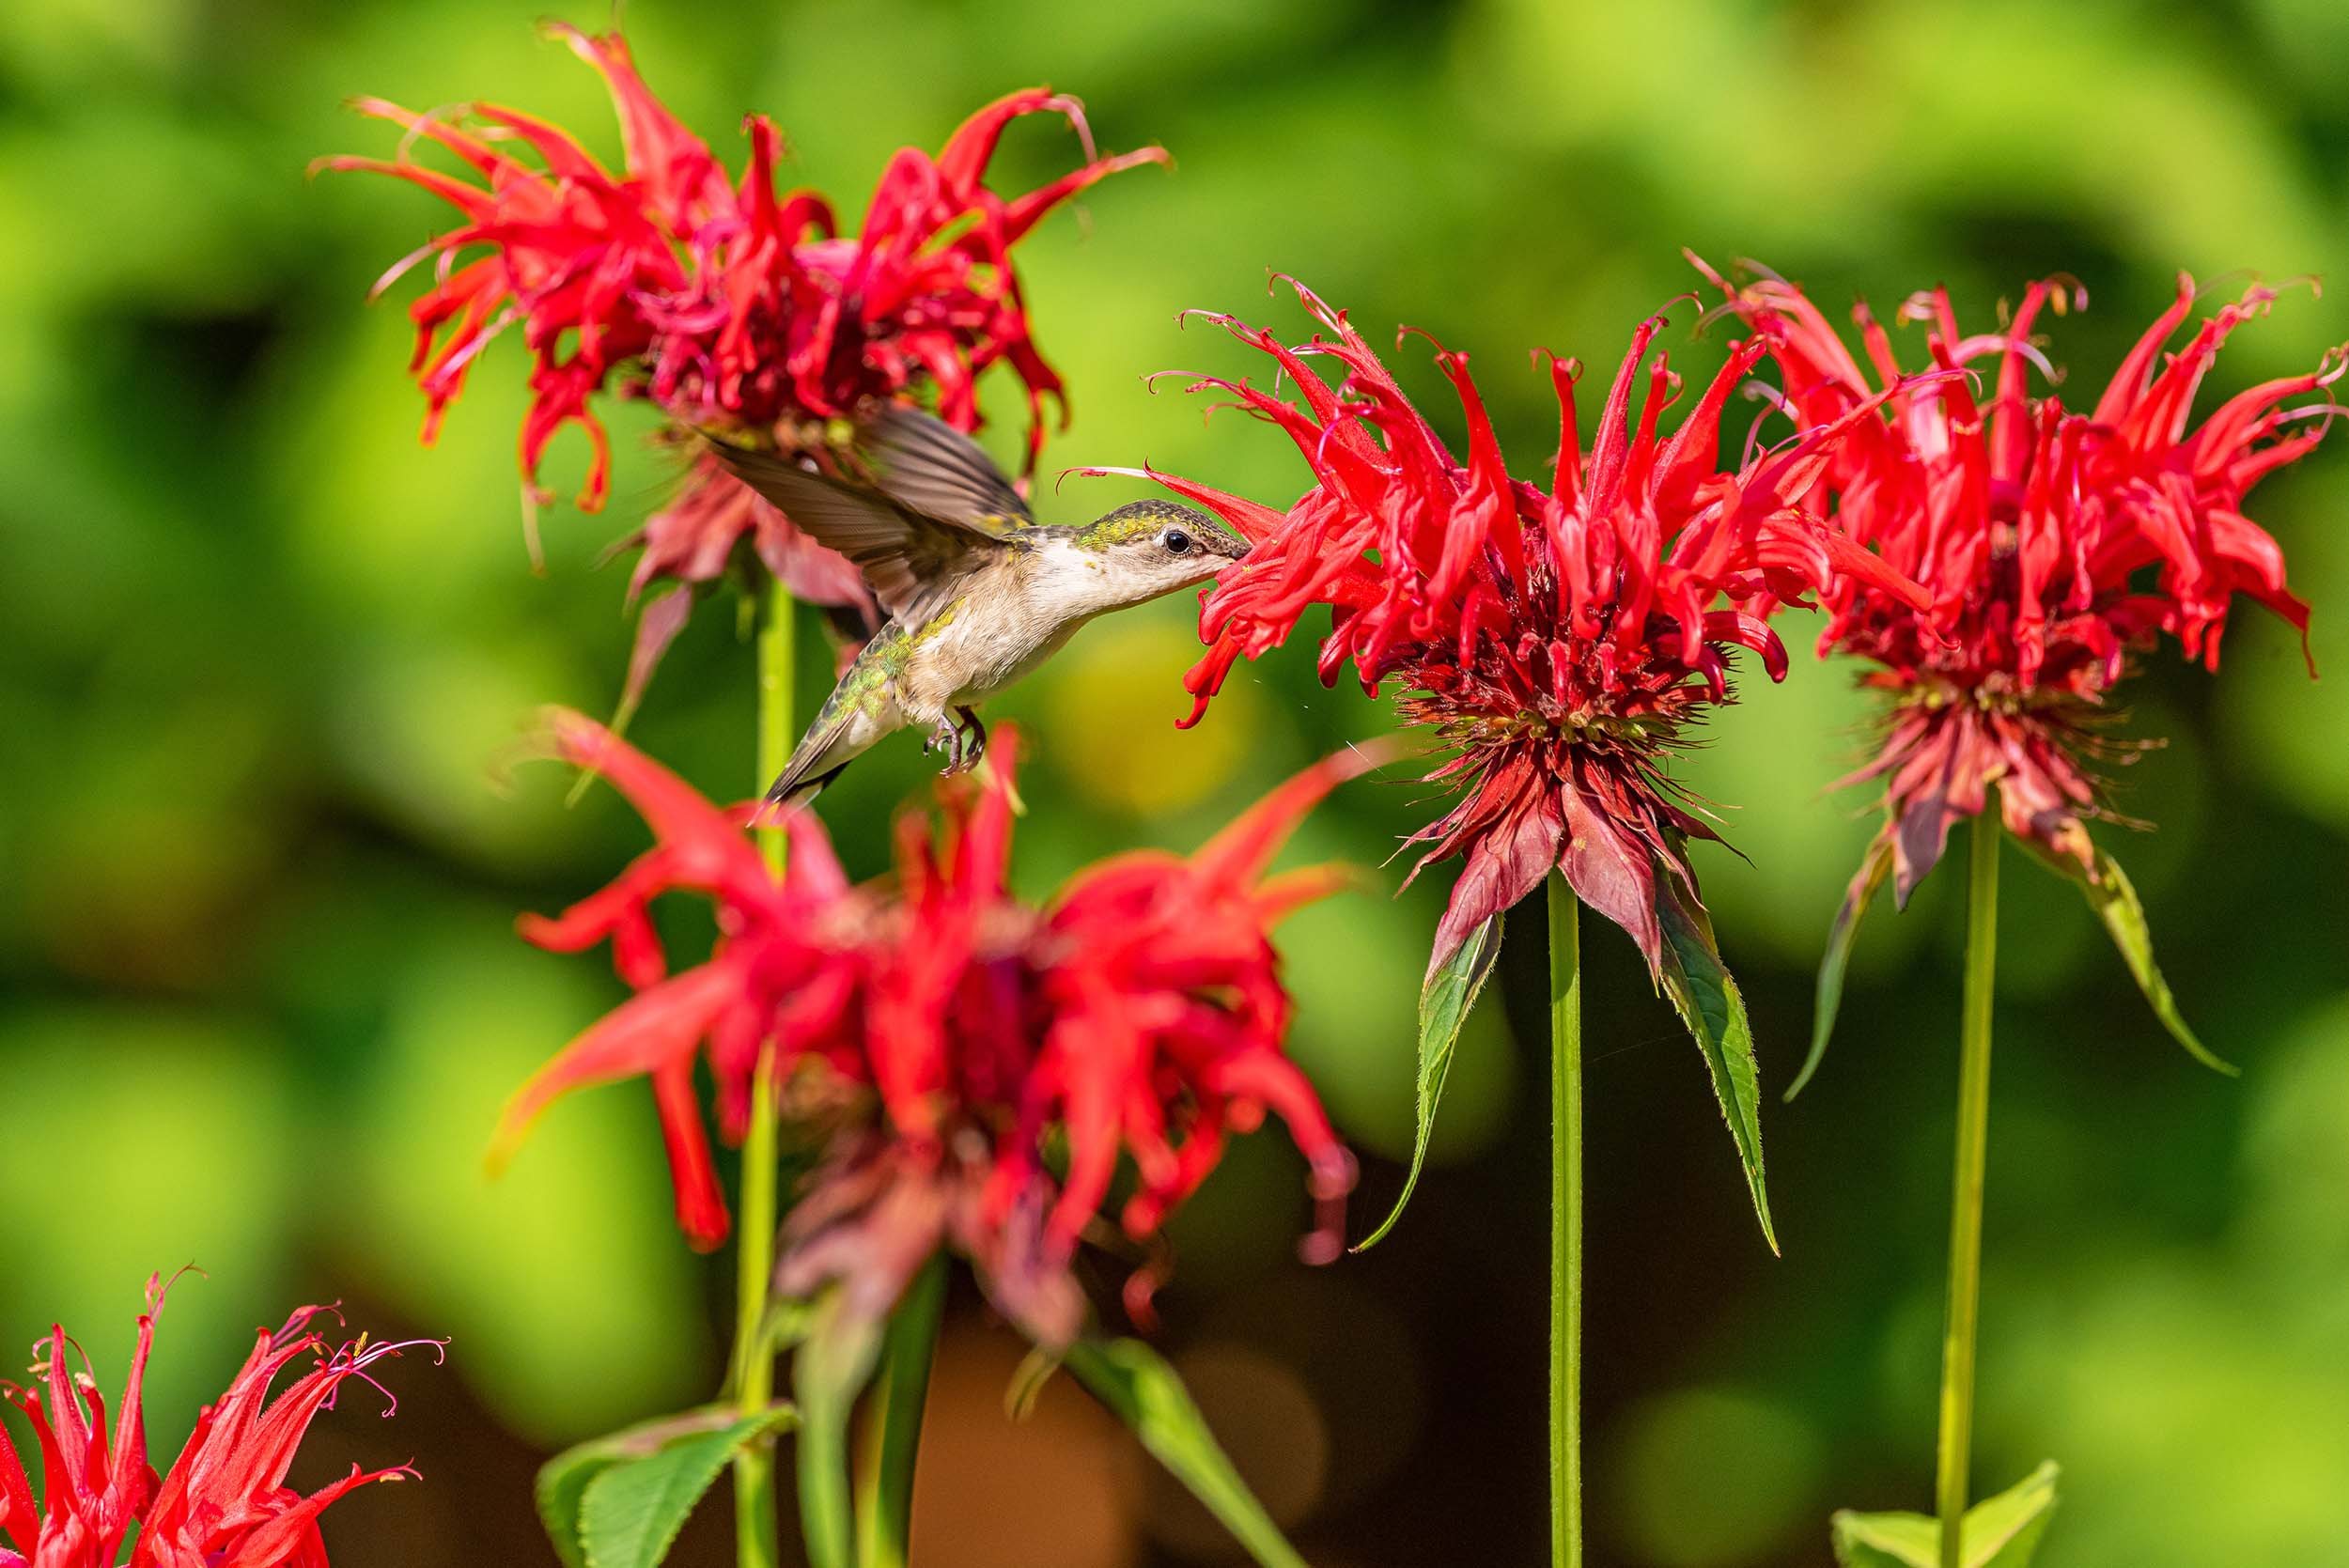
[898,538,1199,719]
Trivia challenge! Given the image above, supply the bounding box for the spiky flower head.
[1,1277,435,1568]
[500,713,1364,1346]
[1095,278,1928,1242]
[1700,258,2336,1083]
[1110,280,1921,970]
[322,24,1165,704]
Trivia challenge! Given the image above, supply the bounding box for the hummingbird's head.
[1068,500,1250,601]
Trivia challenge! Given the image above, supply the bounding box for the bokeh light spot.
[1609,1384,1825,1566]
[1038,614,1254,816]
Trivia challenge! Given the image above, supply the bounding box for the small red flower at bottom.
[501,712,1369,1346]
[0,1278,437,1568]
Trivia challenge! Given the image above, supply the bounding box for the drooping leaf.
[535,1405,793,1568]
[538,1405,780,1568]
[1355,910,1502,1250]
[1791,835,1892,1101]
[1066,1338,1310,1568]
[2073,845,2236,1075]
[539,1447,604,1568]
[1830,1461,2061,1568]
[1656,881,1777,1251]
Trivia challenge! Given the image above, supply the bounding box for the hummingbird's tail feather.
[765,685,887,806]
[767,759,850,808]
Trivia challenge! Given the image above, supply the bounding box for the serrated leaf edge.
[576,1407,796,1568]
[2077,846,2236,1076]
[1355,912,1502,1251]
[1793,835,1892,1101]
[1657,886,1777,1251]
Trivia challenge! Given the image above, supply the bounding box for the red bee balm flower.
[499,712,1364,1346]
[0,1280,434,1568]
[1702,261,2337,1080]
[322,25,1165,700]
[1121,282,1921,972]
[1098,282,1929,1239]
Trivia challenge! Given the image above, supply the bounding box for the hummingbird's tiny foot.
[944,706,988,776]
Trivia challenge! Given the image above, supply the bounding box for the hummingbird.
[710,406,1249,803]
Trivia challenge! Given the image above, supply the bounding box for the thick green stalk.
[1935,816,2000,1568]
[731,575,796,1568]
[854,1253,949,1568]
[1548,874,1583,1568]
[797,1398,853,1568]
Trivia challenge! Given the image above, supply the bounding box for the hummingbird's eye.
[1162,528,1194,555]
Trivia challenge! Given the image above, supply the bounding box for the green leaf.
[536,1405,794,1568]
[537,1443,611,1568]
[2075,845,2237,1076]
[1354,911,1502,1250]
[1656,882,1776,1252]
[1830,1461,2061,1568]
[1066,1338,1310,1568]
[1791,836,1892,1101]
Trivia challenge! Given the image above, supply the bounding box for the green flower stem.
[732,575,796,1568]
[756,573,796,878]
[732,1052,783,1568]
[1935,816,2000,1568]
[1548,874,1583,1568]
[797,1389,853,1568]
[854,1252,949,1567]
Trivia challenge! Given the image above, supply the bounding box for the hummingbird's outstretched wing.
[856,404,1034,531]
[707,408,1033,626]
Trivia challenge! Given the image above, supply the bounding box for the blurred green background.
[5,1,2347,1563]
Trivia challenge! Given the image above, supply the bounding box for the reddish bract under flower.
[501,711,1364,1345]
[323,25,1165,698]
[1107,280,1921,972]
[1,1280,432,1568]
[1703,261,2338,898]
